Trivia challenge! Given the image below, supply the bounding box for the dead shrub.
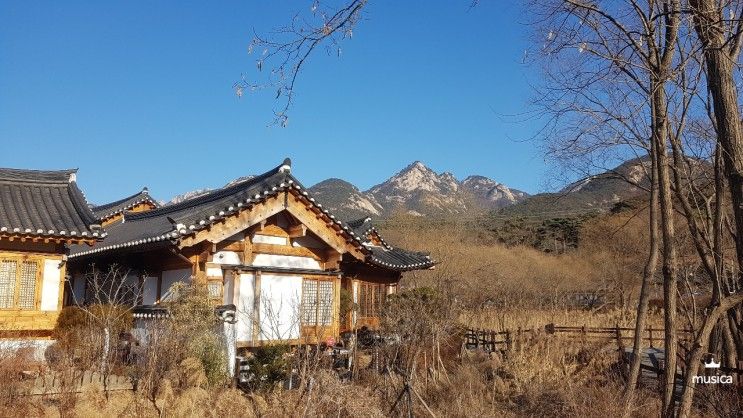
[213,388,256,418]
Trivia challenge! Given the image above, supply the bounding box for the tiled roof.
[0,168,104,240]
[368,246,435,271]
[346,216,434,271]
[69,159,434,272]
[91,188,159,221]
[69,159,367,258]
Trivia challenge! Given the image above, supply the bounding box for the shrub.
[246,344,291,391]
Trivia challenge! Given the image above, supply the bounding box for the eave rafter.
[1,233,97,246]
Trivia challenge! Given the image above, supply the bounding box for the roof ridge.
[0,168,78,184]
[92,188,156,211]
[126,160,292,222]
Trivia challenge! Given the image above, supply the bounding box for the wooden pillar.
[155,272,163,303]
[242,237,253,265]
[252,270,261,344]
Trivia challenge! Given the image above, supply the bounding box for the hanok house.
[67,159,434,353]
[0,168,104,358]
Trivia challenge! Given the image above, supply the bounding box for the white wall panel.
[252,234,287,245]
[40,259,61,311]
[252,254,321,270]
[213,251,241,265]
[259,274,302,340]
[236,273,255,342]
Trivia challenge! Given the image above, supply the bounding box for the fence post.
[615,323,623,350]
[490,330,496,352]
[475,328,480,350]
[517,327,522,351]
[648,327,654,348]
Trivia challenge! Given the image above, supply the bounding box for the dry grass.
[1,215,720,417]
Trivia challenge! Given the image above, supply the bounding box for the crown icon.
[703,356,721,369]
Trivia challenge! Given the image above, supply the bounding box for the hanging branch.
[235,0,367,126]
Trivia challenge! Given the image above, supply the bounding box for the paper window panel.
[302,279,318,325]
[0,260,17,308]
[17,261,37,309]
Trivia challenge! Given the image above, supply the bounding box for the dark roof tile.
[92,188,159,221]
[0,168,103,239]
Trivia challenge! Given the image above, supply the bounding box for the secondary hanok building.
[0,168,104,358]
[91,187,159,227]
[68,159,433,349]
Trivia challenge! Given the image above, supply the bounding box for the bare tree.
[69,264,143,392]
[529,1,687,414]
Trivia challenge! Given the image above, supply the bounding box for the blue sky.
[0,1,547,204]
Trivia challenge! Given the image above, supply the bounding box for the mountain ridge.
[163,159,651,221]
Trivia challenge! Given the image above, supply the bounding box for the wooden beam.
[178,196,286,248]
[242,238,253,265]
[288,224,307,238]
[325,250,341,270]
[252,242,323,260]
[285,192,365,260]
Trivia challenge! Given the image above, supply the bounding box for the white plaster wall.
[223,271,234,305]
[0,340,54,362]
[236,273,255,343]
[259,274,302,340]
[352,281,359,326]
[212,251,241,265]
[252,254,321,270]
[40,259,61,311]
[206,266,223,277]
[252,234,287,245]
[160,268,192,301]
[142,276,158,305]
[291,235,324,249]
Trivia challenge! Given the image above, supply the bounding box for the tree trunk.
[649,75,680,417]
[677,294,743,417]
[688,0,743,281]
[623,145,660,416]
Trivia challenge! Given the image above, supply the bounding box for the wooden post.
[490,330,496,352]
[581,325,586,344]
[648,327,654,348]
[475,328,480,350]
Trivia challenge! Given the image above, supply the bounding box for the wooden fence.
[464,323,694,354]
[464,323,743,388]
[544,323,693,348]
[463,327,539,352]
[26,370,133,395]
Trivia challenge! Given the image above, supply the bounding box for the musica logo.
[692,355,734,385]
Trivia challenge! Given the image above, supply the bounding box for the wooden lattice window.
[0,257,41,310]
[302,278,334,326]
[358,282,387,318]
[207,280,222,300]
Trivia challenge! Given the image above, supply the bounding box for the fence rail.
[464,323,694,354]
[544,323,693,348]
[464,323,743,388]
